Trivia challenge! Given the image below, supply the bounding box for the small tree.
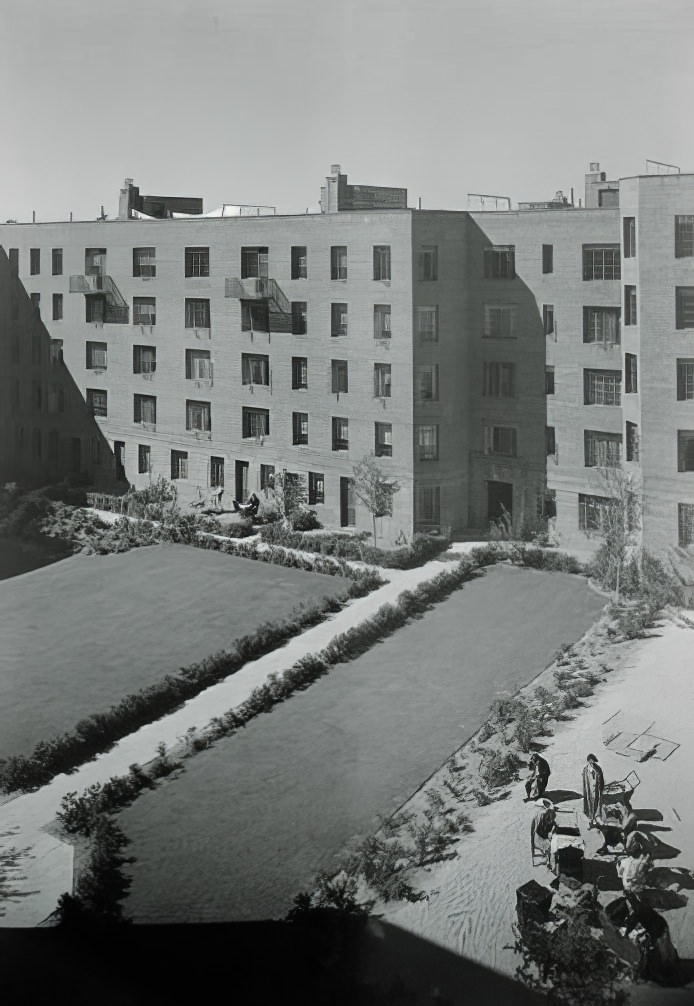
[272,471,308,523]
[589,469,642,601]
[351,455,401,546]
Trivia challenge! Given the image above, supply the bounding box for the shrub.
[478,748,521,789]
[512,708,541,752]
[477,719,495,742]
[469,543,505,568]
[489,696,527,727]
[290,507,322,532]
[70,816,134,923]
[286,871,373,920]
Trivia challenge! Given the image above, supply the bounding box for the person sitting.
[531,798,557,867]
[595,804,638,855]
[525,753,551,801]
[616,834,652,895]
[232,492,260,517]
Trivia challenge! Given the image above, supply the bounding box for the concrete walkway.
[0,545,483,927]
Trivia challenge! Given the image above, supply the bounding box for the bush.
[469,543,505,568]
[489,696,527,727]
[478,748,521,789]
[290,507,322,532]
[512,708,541,752]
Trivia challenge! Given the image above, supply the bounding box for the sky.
[0,0,692,222]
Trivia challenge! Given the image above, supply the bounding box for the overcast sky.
[1,0,692,221]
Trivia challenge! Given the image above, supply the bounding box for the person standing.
[582,753,605,828]
[525,753,551,801]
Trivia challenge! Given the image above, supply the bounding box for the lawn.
[119,564,606,924]
[0,543,348,762]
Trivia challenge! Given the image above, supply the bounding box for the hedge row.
[0,570,382,794]
[258,523,450,569]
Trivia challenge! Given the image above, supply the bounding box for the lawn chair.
[602,771,640,813]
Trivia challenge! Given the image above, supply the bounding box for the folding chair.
[603,770,640,812]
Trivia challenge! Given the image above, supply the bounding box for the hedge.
[259,524,450,569]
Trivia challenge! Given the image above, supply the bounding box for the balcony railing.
[226,277,291,315]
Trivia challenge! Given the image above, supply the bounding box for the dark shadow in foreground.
[0,916,545,1006]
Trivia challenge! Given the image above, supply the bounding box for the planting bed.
[119,564,605,924]
[0,543,347,762]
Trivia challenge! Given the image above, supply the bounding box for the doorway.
[487,480,513,525]
[235,460,249,503]
[340,477,355,527]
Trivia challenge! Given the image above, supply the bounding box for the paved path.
[0,546,484,926]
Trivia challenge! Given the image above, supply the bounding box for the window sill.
[135,421,157,432]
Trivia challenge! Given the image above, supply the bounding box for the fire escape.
[70,249,129,323]
[225,248,292,334]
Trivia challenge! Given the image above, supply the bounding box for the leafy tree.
[351,454,401,546]
[271,471,308,522]
[588,469,642,601]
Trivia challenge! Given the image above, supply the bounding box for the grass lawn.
[119,564,606,924]
[0,543,347,762]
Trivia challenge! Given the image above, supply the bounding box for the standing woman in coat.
[582,753,605,828]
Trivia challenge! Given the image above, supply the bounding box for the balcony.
[70,274,129,323]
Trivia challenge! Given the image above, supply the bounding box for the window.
[85,248,106,276]
[186,348,212,380]
[133,247,156,277]
[332,417,349,451]
[331,303,348,337]
[417,306,438,342]
[539,490,557,520]
[414,363,438,402]
[185,247,209,277]
[416,485,441,525]
[52,248,63,276]
[8,248,18,275]
[32,336,42,366]
[416,425,439,461]
[418,246,438,281]
[483,362,515,398]
[330,246,347,280]
[291,246,307,279]
[545,366,555,395]
[185,298,210,328]
[331,359,348,394]
[241,246,268,279]
[86,296,105,324]
[374,362,392,398]
[30,293,40,314]
[292,356,308,390]
[677,359,694,401]
[241,300,269,332]
[138,445,151,474]
[678,503,694,546]
[582,245,621,280]
[625,353,638,394]
[676,288,694,329]
[242,407,269,438]
[134,394,156,425]
[260,464,275,490]
[133,345,156,374]
[543,304,555,336]
[292,412,309,445]
[483,303,516,338]
[186,400,211,433]
[583,307,621,345]
[624,286,637,326]
[52,293,63,321]
[373,245,391,281]
[623,217,636,258]
[50,339,63,365]
[626,422,639,462]
[291,301,307,335]
[30,248,40,275]
[675,216,694,258]
[133,297,156,326]
[578,493,611,531]
[86,341,107,369]
[210,456,224,488]
[171,450,188,480]
[542,244,553,274]
[241,353,270,386]
[484,425,517,457]
[32,380,42,410]
[484,245,515,279]
[375,422,392,457]
[87,389,107,417]
[584,430,622,467]
[546,426,556,456]
[373,304,391,339]
[677,430,694,472]
[584,369,621,406]
[308,472,324,505]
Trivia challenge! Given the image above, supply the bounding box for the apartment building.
[0,246,115,488]
[2,163,693,554]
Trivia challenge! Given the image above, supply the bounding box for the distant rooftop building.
[320,164,408,213]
